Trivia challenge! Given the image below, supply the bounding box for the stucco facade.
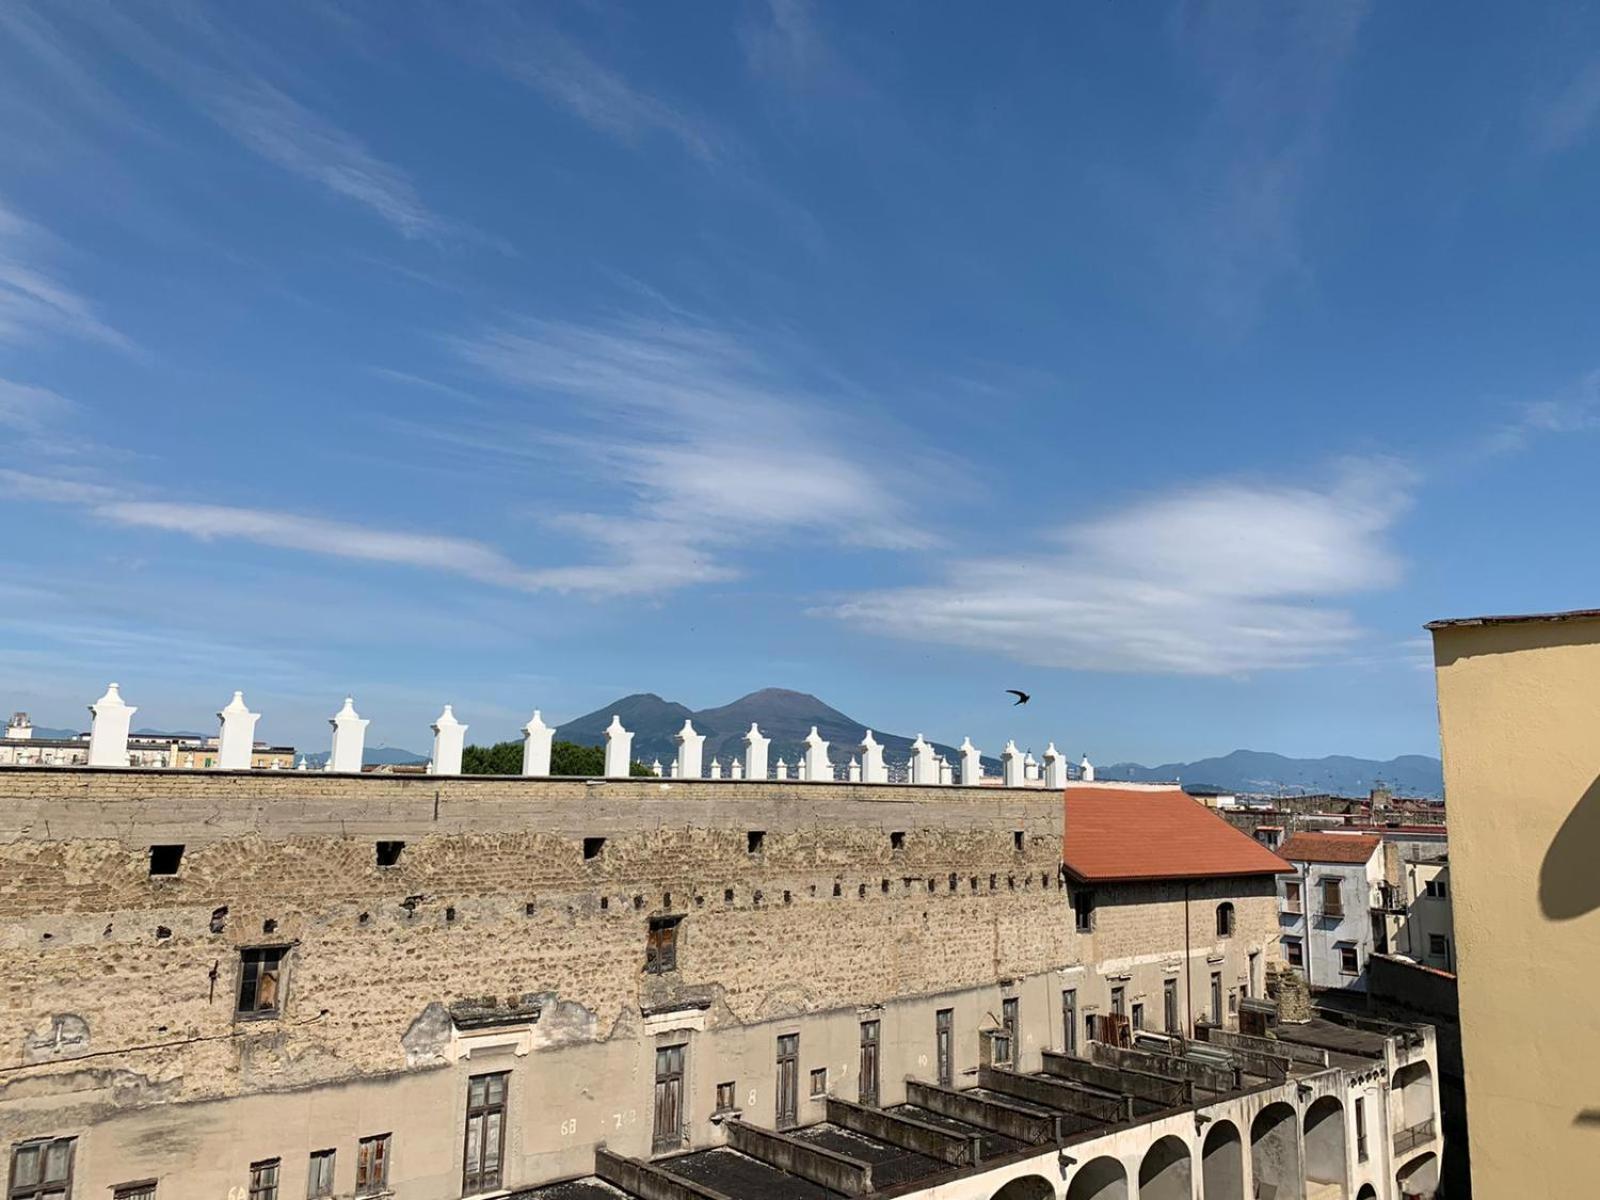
[1429,609,1600,1198]
[1277,840,1382,993]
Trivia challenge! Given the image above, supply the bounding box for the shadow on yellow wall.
[1540,774,1600,921]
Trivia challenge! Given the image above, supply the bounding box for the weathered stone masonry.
[1,770,1075,1194]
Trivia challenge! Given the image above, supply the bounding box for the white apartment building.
[1276,832,1384,992]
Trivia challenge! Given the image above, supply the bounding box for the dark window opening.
[1012,830,1024,852]
[890,830,905,851]
[463,1072,508,1194]
[236,947,286,1017]
[375,841,404,867]
[723,888,734,904]
[1339,944,1360,975]
[832,882,842,897]
[8,1138,75,1200]
[148,845,184,876]
[645,916,681,974]
[1062,988,1078,1055]
[249,1160,280,1200]
[112,1184,155,1200]
[747,830,765,854]
[1164,977,1179,1033]
[262,919,277,934]
[1216,902,1236,938]
[582,837,605,861]
[1210,971,1223,1023]
[809,1067,827,1097]
[306,1151,335,1199]
[714,1082,736,1113]
[355,1136,390,1195]
[653,1044,685,1152]
[1073,890,1096,933]
[1131,1002,1145,1031]
[209,906,228,934]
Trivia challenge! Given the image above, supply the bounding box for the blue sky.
[2,2,1598,763]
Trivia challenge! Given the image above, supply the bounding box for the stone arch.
[990,1176,1054,1200]
[1394,1061,1435,1132]
[1250,1101,1303,1200]
[1137,1135,1191,1200]
[1202,1119,1244,1200]
[1304,1095,1348,1195]
[1064,1156,1127,1200]
[1356,1186,1377,1200]
[1395,1152,1439,1198]
[1216,900,1236,937]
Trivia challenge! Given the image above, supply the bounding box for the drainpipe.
[1300,861,1312,992]
[1183,881,1193,1034]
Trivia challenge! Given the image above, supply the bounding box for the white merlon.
[729,758,744,780]
[709,757,723,780]
[1043,742,1067,789]
[651,759,664,778]
[669,761,679,779]
[1024,752,1039,783]
[803,726,831,782]
[775,757,787,782]
[1080,755,1095,782]
[328,696,368,774]
[295,755,309,771]
[959,737,983,786]
[674,719,705,780]
[848,757,861,783]
[938,757,953,785]
[430,706,467,776]
[87,683,136,768]
[520,710,554,777]
[216,691,260,770]
[1002,740,1025,788]
[743,723,769,780]
[911,734,938,785]
[858,730,887,784]
[603,715,633,779]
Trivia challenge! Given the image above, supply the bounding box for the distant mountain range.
[1098,749,1443,798]
[301,745,429,768]
[556,688,993,772]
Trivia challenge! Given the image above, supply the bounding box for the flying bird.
[1006,689,1031,706]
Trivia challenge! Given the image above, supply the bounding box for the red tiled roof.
[1277,832,1382,865]
[1062,785,1294,883]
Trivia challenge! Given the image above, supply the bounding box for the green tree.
[462,740,650,777]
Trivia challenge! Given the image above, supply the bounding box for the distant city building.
[1276,832,1385,992]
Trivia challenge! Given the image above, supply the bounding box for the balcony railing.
[1393,1116,1436,1155]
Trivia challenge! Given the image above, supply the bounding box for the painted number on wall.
[559,1119,577,1138]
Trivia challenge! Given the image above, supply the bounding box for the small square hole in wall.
[747,830,765,854]
[583,837,606,861]
[1013,830,1024,852]
[724,888,734,904]
[833,882,842,898]
[375,841,404,867]
[149,844,184,876]
[890,830,905,851]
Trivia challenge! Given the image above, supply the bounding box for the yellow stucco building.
[1428,608,1600,1197]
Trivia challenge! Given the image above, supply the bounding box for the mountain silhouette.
[1098,748,1443,798]
[558,688,988,772]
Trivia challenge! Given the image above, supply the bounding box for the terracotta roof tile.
[1062,785,1294,883]
[1277,832,1383,865]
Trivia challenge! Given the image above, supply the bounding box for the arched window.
[1216,902,1235,937]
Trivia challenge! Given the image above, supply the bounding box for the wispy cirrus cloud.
[488,21,721,162]
[448,312,935,591]
[8,3,455,241]
[0,199,131,349]
[822,460,1412,676]
[201,76,444,240]
[1099,1,1369,335]
[1527,54,1600,155]
[1474,368,1600,458]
